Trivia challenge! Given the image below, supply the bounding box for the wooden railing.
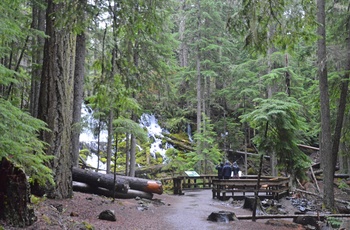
[164,174,217,195]
[212,176,289,200]
[162,175,289,200]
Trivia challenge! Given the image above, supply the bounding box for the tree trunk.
[178,0,188,67]
[125,133,130,175]
[267,24,278,177]
[30,0,45,118]
[73,182,153,200]
[72,167,128,193]
[196,0,202,163]
[72,167,163,195]
[38,0,76,199]
[0,158,36,227]
[332,15,350,174]
[317,0,334,209]
[129,133,137,177]
[72,30,86,167]
[106,110,113,174]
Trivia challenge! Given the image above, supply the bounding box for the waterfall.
[187,123,193,142]
[80,105,107,172]
[79,107,171,171]
[139,114,171,159]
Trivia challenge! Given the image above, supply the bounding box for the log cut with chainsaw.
[73,181,154,199]
[72,167,163,198]
[72,167,129,194]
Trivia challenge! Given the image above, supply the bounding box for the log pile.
[72,167,163,199]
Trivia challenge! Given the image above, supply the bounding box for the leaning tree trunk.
[38,0,76,199]
[0,158,37,227]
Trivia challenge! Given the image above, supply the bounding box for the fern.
[241,95,311,179]
[0,98,54,186]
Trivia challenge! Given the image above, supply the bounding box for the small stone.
[98,210,116,221]
[70,212,79,217]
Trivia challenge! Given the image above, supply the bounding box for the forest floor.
[2,180,350,230]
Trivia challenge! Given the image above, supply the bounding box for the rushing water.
[80,107,170,171]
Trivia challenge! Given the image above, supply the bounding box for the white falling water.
[80,108,170,170]
[80,105,107,172]
[139,114,171,159]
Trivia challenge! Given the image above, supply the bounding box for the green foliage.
[163,148,188,175]
[337,179,349,190]
[0,98,54,186]
[113,117,148,143]
[326,217,342,228]
[240,95,311,178]
[30,195,46,205]
[188,115,224,174]
[227,0,317,54]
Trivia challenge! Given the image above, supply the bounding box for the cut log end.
[145,181,163,195]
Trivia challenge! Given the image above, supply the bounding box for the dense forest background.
[1,0,350,210]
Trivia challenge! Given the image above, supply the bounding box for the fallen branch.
[309,166,320,193]
[294,188,350,205]
[237,213,350,220]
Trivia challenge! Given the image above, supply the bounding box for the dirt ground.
[2,182,350,230]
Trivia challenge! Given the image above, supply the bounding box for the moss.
[42,215,52,225]
[30,195,46,205]
[82,221,95,230]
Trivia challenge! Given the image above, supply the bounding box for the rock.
[70,212,79,217]
[207,211,237,223]
[98,210,116,221]
[293,216,318,228]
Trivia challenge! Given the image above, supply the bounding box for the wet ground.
[161,189,286,230]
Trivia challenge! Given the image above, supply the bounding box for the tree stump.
[0,157,37,227]
[243,196,265,215]
[207,211,237,223]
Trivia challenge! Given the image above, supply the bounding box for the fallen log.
[72,182,153,199]
[237,213,350,220]
[294,188,350,205]
[72,167,163,195]
[103,173,163,195]
[72,167,129,193]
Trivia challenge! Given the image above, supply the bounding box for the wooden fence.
[212,176,289,200]
[162,175,289,200]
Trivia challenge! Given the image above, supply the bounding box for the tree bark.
[72,167,163,195]
[38,0,76,199]
[129,133,137,177]
[0,158,37,227]
[72,30,86,167]
[316,0,334,209]
[196,0,202,165]
[72,167,129,193]
[30,0,45,118]
[73,182,153,200]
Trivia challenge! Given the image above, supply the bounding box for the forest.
[0,0,349,216]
